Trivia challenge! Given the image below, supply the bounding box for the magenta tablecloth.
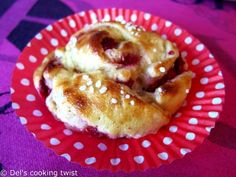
[0,0,236,177]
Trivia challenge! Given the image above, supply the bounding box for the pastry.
[33,21,192,139]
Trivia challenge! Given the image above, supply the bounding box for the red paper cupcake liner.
[11,8,225,172]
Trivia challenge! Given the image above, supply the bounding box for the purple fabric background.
[1,0,236,177]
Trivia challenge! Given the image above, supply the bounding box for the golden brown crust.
[155,71,193,115]
[46,67,169,138]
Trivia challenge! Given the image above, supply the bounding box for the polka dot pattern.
[169,125,178,133]
[73,142,84,150]
[174,28,182,36]
[134,156,144,164]
[16,63,24,70]
[11,9,225,172]
[29,55,37,63]
[26,94,35,101]
[186,132,196,140]
[158,152,168,160]
[142,140,151,148]
[151,23,158,31]
[185,37,192,44]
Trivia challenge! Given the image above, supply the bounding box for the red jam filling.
[116,79,134,88]
[83,126,107,138]
[116,54,140,66]
[145,56,186,92]
[101,37,119,51]
[38,59,61,98]
[168,50,175,55]
[38,78,51,99]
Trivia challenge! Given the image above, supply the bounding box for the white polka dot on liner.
[185,132,196,140]
[50,38,58,46]
[131,14,137,22]
[163,137,173,145]
[196,44,204,51]
[33,109,42,117]
[90,12,97,20]
[208,111,219,118]
[134,156,144,164]
[218,71,222,76]
[188,118,198,125]
[97,143,107,151]
[85,157,96,165]
[174,28,182,36]
[192,59,200,65]
[212,97,222,105]
[185,37,192,44]
[40,48,48,55]
[181,51,188,58]
[69,19,76,28]
[119,144,129,151]
[50,138,60,145]
[26,94,35,101]
[169,125,178,133]
[103,14,110,21]
[35,33,42,40]
[16,62,24,70]
[196,91,205,98]
[204,65,213,72]
[115,15,123,22]
[29,55,37,63]
[209,53,214,58]
[151,23,158,31]
[110,158,121,166]
[60,29,68,37]
[144,13,151,20]
[180,148,191,155]
[165,21,172,27]
[215,83,224,89]
[12,102,20,109]
[79,11,85,16]
[192,105,202,110]
[73,142,84,150]
[161,34,167,40]
[19,116,27,125]
[61,153,71,161]
[200,77,209,85]
[63,129,73,136]
[142,140,151,148]
[10,87,15,94]
[157,152,168,160]
[27,42,31,47]
[41,124,51,130]
[21,78,30,86]
[205,126,214,132]
[46,25,53,31]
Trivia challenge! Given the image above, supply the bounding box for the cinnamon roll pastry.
[33,21,192,139]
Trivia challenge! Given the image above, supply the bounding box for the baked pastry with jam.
[34,22,192,139]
